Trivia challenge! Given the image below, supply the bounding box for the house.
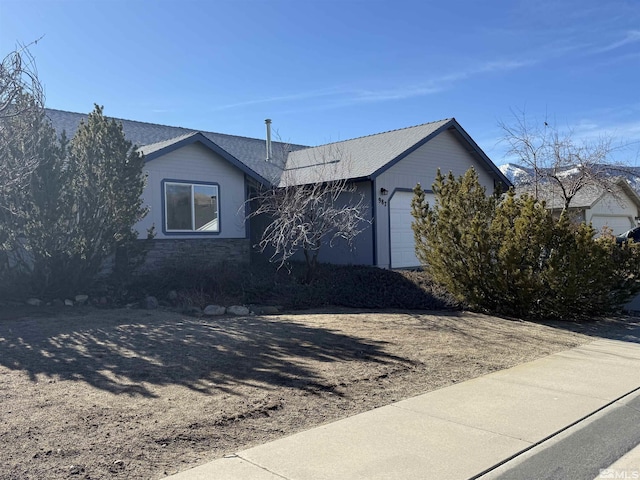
[47,109,511,270]
[517,179,640,235]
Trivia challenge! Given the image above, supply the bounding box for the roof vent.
[265,118,272,162]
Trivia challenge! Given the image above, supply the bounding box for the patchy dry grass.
[1,306,636,479]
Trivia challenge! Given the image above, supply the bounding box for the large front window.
[164,182,219,232]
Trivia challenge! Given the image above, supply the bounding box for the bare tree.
[0,42,46,218]
[499,109,631,212]
[247,143,369,284]
[0,41,44,119]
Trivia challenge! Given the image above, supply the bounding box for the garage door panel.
[590,215,634,236]
[389,191,434,268]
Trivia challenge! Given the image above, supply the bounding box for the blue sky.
[1,0,639,165]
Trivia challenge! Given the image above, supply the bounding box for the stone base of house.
[120,238,251,274]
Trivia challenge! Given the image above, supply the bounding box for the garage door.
[590,215,634,236]
[389,190,435,268]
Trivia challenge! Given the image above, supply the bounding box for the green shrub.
[412,168,640,320]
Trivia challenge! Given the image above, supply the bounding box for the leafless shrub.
[247,143,370,283]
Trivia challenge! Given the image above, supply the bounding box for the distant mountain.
[499,163,640,193]
[499,163,534,185]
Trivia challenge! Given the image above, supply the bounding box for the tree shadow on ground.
[0,308,409,398]
[420,310,640,345]
[544,315,640,343]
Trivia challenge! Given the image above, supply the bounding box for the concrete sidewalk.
[164,338,640,480]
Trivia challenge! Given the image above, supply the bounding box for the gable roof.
[45,108,302,185]
[45,109,509,189]
[517,178,640,211]
[281,118,511,187]
[140,132,276,185]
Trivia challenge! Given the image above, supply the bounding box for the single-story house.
[517,179,640,235]
[47,109,511,270]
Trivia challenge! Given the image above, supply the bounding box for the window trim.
[161,179,221,236]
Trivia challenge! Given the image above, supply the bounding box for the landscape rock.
[74,294,89,304]
[227,305,250,316]
[109,459,125,473]
[52,299,64,307]
[203,305,226,316]
[26,298,42,307]
[64,299,74,307]
[69,464,84,475]
[143,296,159,310]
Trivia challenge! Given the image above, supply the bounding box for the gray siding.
[374,129,497,269]
[316,181,374,266]
[283,181,375,266]
[137,142,247,240]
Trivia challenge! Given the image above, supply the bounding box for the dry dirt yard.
[1,306,638,480]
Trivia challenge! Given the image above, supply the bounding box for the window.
[164,181,219,232]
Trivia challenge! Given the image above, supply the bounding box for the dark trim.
[161,178,222,236]
[145,132,272,186]
[369,119,513,190]
[387,187,433,269]
[371,180,377,266]
[244,176,252,240]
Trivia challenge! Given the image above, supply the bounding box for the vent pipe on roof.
[265,118,272,162]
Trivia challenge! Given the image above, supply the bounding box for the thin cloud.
[210,57,532,114]
[593,30,640,54]
[350,59,531,104]
[210,88,343,111]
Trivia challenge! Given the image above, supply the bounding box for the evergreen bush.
[411,168,640,320]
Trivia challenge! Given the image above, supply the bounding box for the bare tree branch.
[0,39,44,119]
[499,108,635,212]
[0,41,46,221]
[246,142,370,283]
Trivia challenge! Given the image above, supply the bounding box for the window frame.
[162,179,221,235]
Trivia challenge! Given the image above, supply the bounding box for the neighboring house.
[517,179,640,235]
[47,109,511,270]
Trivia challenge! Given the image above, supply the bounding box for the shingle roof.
[45,109,509,189]
[517,178,640,210]
[281,119,452,186]
[45,108,303,185]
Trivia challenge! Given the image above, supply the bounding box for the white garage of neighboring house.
[523,179,640,236]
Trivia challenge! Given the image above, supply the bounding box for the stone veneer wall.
[135,238,251,273]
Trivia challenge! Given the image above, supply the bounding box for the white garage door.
[590,215,634,236]
[389,190,435,268]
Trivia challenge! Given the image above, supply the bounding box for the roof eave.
[368,120,454,179]
[143,132,274,187]
[446,120,513,188]
[367,118,513,189]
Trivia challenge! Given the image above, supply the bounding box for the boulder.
[143,296,159,310]
[26,298,42,307]
[227,305,250,316]
[203,305,226,316]
[64,299,74,307]
[74,294,89,304]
